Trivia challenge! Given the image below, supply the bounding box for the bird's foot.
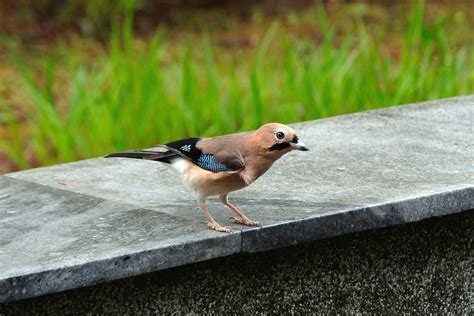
[208,222,232,233]
[230,216,262,227]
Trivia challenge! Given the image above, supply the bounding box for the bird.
[105,123,308,233]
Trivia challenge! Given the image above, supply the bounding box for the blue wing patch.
[197,154,230,172]
[165,138,232,172]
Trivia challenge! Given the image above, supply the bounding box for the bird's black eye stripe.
[292,135,299,143]
[276,131,285,139]
[270,142,290,151]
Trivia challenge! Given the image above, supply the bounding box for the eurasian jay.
[105,123,308,232]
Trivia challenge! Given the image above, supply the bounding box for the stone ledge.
[2,211,471,314]
[1,95,473,302]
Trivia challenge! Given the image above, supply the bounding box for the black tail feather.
[104,150,177,163]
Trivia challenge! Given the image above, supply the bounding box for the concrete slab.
[1,95,473,301]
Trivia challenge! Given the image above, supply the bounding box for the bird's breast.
[242,156,275,182]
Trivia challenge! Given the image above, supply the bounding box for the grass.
[0,1,473,170]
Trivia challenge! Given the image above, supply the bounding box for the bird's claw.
[230,216,262,227]
[208,222,232,233]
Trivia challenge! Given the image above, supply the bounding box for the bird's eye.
[276,131,285,140]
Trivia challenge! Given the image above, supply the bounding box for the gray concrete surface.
[1,95,473,302]
[1,210,472,314]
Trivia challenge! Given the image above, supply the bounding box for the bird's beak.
[290,139,309,151]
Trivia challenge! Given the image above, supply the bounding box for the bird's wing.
[164,137,245,173]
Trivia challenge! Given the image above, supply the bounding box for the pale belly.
[169,158,249,198]
[168,156,276,198]
[187,164,249,197]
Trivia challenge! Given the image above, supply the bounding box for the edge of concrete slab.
[242,186,474,252]
[2,186,472,303]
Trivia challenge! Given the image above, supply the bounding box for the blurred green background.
[0,0,472,173]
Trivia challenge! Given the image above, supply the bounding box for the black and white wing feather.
[105,137,245,173]
[164,138,244,173]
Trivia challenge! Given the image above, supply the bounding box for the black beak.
[290,139,309,151]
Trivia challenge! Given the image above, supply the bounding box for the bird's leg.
[199,197,232,233]
[219,194,262,227]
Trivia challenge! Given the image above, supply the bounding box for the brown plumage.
[105,123,308,232]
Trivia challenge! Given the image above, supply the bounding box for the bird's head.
[253,123,309,158]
